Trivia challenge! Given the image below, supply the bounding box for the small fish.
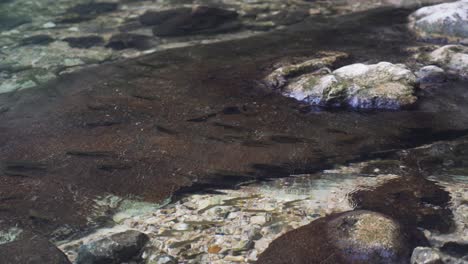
[66,151,115,157]
[187,113,217,122]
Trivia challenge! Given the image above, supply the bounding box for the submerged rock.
[148,6,241,37]
[411,247,443,264]
[257,210,420,264]
[76,230,149,264]
[416,65,446,88]
[0,233,71,264]
[281,62,417,109]
[409,0,468,43]
[428,45,468,79]
[263,51,349,89]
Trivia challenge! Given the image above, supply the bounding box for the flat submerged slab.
[1,7,468,234]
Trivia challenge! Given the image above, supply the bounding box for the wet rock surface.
[409,0,468,43]
[428,45,468,79]
[257,210,422,264]
[0,232,71,264]
[416,65,446,87]
[76,230,149,264]
[279,61,417,109]
[411,247,444,264]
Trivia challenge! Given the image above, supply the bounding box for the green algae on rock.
[280,62,417,109]
[428,45,468,79]
[257,210,423,264]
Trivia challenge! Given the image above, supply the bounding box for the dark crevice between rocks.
[440,242,468,259]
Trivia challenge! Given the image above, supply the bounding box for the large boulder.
[76,230,149,264]
[281,62,417,109]
[0,233,71,264]
[257,210,423,264]
[409,0,468,43]
[428,45,468,79]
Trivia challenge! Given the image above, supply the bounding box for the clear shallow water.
[0,1,468,263]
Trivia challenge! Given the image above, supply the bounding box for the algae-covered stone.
[76,230,149,264]
[428,45,468,79]
[264,51,349,89]
[257,210,418,264]
[327,211,410,263]
[283,62,417,109]
[409,0,468,44]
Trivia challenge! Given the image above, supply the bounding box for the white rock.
[227,211,240,219]
[429,45,468,79]
[411,247,443,264]
[172,223,189,231]
[283,62,417,109]
[250,215,267,226]
[223,255,244,262]
[409,0,468,43]
[42,22,56,28]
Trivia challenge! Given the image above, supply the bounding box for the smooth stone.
[411,247,443,264]
[257,210,423,264]
[409,0,468,43]
[76,230,149,264]
[428,45,468,79]
[148,254,177,264]
[42,22,56,28]
[224,255,245,262]
[416,65,446,87]
[283,62,417,109]
[251,215,267,226]
[172,223,189,231]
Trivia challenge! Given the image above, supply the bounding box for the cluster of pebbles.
[57,149,468,263]
[58,163,405,263]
